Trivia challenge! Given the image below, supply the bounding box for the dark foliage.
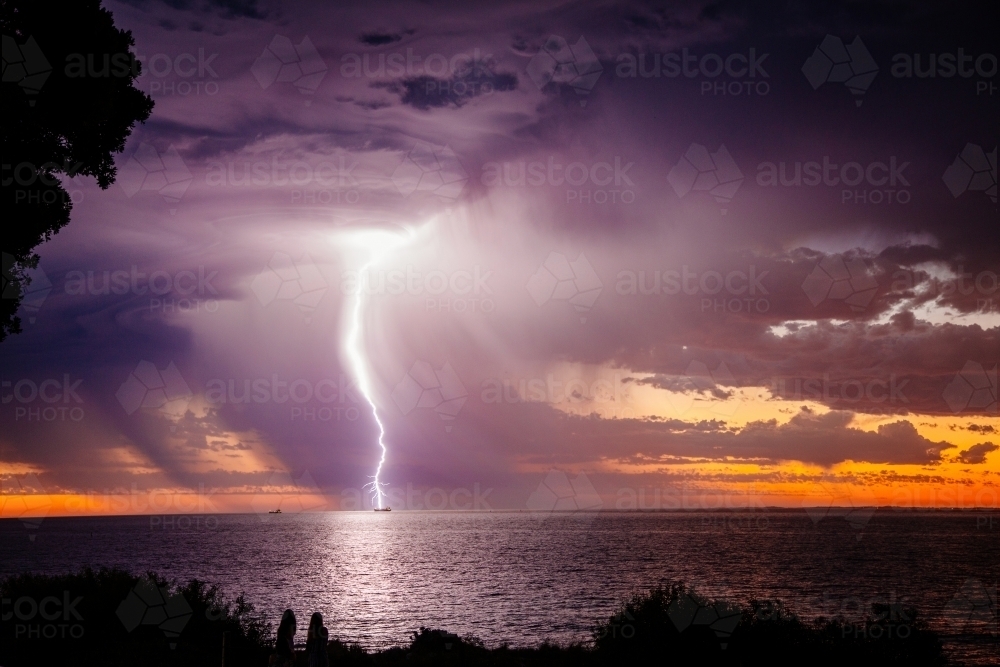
[1,0,153,339]
[0,568,271,666]
[591,583,947,667]
[1,572,948,667]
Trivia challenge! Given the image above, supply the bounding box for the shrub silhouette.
[591,584,947,667]
[0,568,271,666]
[1,572,947,666]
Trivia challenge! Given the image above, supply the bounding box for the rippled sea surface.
[2,511,997,664]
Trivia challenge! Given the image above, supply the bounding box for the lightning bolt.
[341,228,415,509]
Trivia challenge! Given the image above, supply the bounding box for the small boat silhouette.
[268,509,282,514]
[373,506,391,512]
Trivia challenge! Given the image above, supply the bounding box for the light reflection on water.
[2,511,997,664]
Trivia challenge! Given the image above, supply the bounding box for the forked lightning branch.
[340,227,417,509]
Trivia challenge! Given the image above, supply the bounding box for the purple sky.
[2,0,997,513]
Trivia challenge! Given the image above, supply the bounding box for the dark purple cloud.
[1,0,996,507]
[957,442,998,464]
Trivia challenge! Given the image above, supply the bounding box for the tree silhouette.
[2,0,153,340]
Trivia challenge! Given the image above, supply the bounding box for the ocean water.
[2,511,997,664]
